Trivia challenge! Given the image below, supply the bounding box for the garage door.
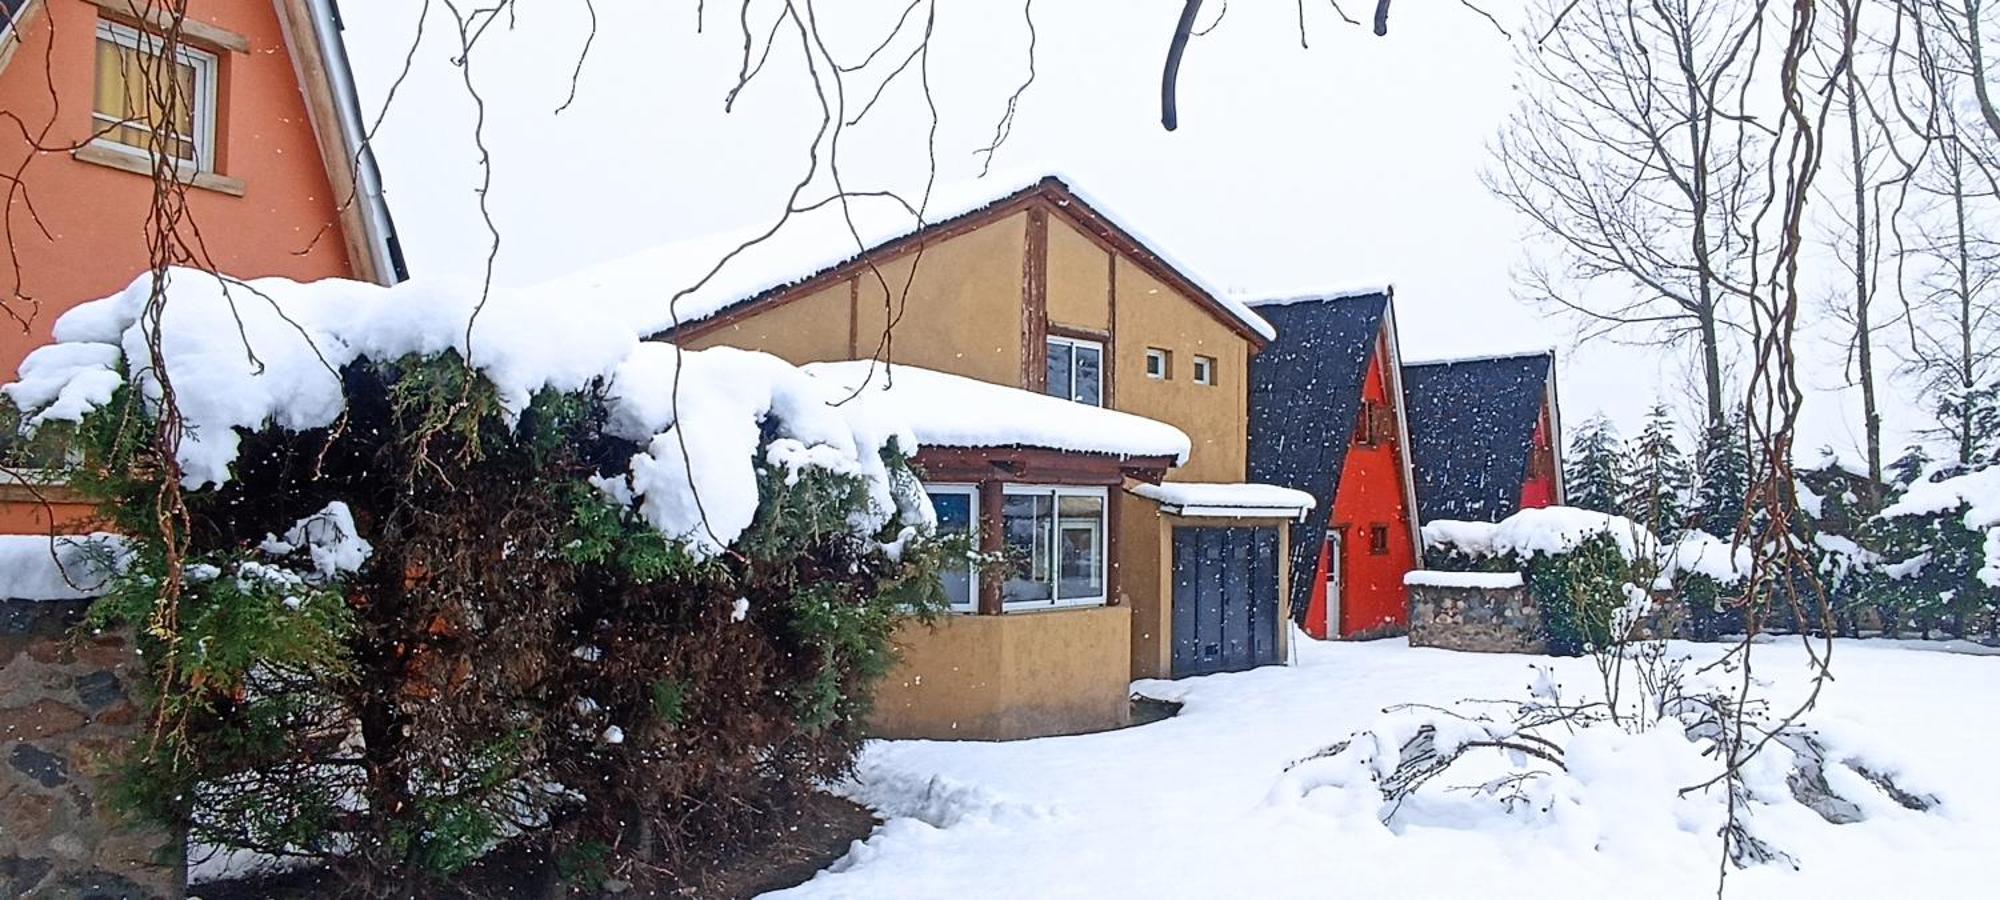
[1170,526,1282,677]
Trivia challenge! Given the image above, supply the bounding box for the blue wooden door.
[1171,526,1282,677]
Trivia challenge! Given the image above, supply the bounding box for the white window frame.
[923,483,980,613]
[91,20,220,173]
[1000,484,1108,611]
[1144,347,1171,380]
[1191,354,1217,386]
[1044,335,1105,407]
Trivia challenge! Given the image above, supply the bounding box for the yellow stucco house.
[563,175,1311,739]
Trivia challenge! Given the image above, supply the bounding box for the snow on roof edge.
[1239,284,1395,309]
[1403,347,1559,368]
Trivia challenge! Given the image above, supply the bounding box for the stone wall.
[1406,580,1545,655]
[2,598,181,899]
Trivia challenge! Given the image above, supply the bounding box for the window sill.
[74,143,245,197]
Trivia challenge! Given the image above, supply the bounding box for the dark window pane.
[927,490,975,609]
[1056,494,1104,600]
[1002,493,1054,604]
[1045,340,1072,401]
[1073,344,1102,406]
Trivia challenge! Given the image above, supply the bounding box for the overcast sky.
[343,0,1919,462]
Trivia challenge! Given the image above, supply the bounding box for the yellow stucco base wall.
[869,605,1133,741]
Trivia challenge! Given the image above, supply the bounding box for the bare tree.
[1809,0,1904,491]
[1903,109,2000,465]
[1487,0,1771,433]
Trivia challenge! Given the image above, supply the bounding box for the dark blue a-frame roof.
[1247,292,1390,622]
[1402,353,1554,523]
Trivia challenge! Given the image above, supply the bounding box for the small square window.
[1144,347,1171,380]
[1369,524,1391,556]
[1356,401,1379,447]
[92,20,219,171]
[1191,355,1216,386]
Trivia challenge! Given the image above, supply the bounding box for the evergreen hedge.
[28,352,953,896]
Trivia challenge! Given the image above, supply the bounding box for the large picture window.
[92,20,219,171]
[1045,336,1103,406]
[924,484,979,611]
[1001,486,1106,609]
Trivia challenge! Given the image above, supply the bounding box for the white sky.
[342,0,1922,463]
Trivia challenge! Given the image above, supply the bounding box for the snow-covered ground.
[774,637,1997,899]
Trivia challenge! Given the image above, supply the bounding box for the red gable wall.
[1303,329,1419,639]
[1519,397,1559,510]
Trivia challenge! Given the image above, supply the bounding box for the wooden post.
[978,480,1005,615]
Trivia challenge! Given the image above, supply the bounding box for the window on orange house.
[92,20,219,171]
[1369,524,1390,555]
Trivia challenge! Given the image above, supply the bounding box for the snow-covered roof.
[0,534,129,601]
[1238,285,1394,308]
[1127,482,1316,519]
[531,173,1276,343]
[804,360,1190,463]
[1401,347,1557,368]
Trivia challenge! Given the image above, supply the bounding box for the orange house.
[1,0,401,530]
[1246,290,1422,639]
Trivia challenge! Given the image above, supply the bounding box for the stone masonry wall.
[2,598,181,899]
[1406,581,1545,655]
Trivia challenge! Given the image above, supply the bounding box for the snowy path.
[769,638,1998,899]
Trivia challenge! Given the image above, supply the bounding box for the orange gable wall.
[0,0,357,381]
[1304,330,1419,639]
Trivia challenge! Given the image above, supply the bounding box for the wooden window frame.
[999,484,1109,611]
[1144,347,1172,380]
[1368,523,1391,556]
[1191,354,1217,386]
[90,19,220,173]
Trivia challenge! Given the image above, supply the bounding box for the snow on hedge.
[1881,464,2000,527]
[1127,481,1315,518]
[804,360,1190,463]
[0,534,130,600]
[1423,507,1658,562]
[3,269,920,558]
[1663,531,1752,585]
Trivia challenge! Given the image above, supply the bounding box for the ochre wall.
[1116,490,1167,676]
[1110,252,1251,483]
[1308,332,1420,638]
[1122,503,1293,680]
[0,0,357,382]
[680,279,853,361]
[687,213,1028,387]
[870,605,1132,740]
[1044,216,1110,332]
[851,212,1025,385]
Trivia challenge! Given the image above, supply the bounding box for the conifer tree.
[1622,404,1692,536]
[1889,444,1933,488]
[1563,414,1628,514]
[1692,412,1752,538]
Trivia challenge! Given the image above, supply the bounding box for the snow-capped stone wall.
[1404,574,1544,654]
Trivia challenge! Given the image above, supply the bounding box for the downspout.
[306,0,406,283]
